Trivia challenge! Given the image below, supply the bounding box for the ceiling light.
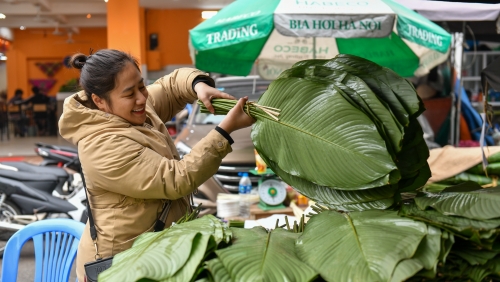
[104,0,108,2]
[0,55,7,61]
[201,11,217,20]
[20,26,25,30]
[87,14,91,19]
[0,14,6,19]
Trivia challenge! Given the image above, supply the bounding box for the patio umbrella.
[189,0,452,79]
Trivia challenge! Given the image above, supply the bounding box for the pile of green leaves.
[400,182,500,281]
[200,54,430,211]
[98,185,500,281]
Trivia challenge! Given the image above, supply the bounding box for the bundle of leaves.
[99,209,441,282]
[424,151,500,193]
[98,215,231,282]
[400,182,500,281]
[199,54,430,211]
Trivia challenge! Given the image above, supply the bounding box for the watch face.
[259,179,287,205]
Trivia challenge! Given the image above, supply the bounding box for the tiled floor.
[0,135,75,157]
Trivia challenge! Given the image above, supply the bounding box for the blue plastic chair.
[1,218,85,282]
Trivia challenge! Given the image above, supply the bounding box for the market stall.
[394,0,500,145]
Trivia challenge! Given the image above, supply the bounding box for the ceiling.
[0,0,234,32]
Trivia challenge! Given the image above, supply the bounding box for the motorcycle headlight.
[175,141,192,159]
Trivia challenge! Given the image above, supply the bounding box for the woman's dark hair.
[14,89,23,96]
[69,49,140,107]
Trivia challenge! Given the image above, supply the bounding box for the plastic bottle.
[238,172,252,218]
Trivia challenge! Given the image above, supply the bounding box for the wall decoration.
[35,62,63,77]
[29,79,56,94]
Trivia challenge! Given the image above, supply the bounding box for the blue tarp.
[455,79,494,145]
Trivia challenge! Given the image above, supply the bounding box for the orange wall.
[5,49,27,100]
[140,7,146,66]
[6,27,107,100]
[107,0,143,64]
[145,9,205,67]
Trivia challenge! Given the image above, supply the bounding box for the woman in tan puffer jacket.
[58,49,254,282]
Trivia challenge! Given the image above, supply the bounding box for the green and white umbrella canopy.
[189,0,452,78]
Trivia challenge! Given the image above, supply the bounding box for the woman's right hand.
[218,97,256,134]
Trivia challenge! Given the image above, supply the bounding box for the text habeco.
[290,19,381,31]
[206,24,258,44]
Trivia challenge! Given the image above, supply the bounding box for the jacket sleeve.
[80,130,232,200]
[146,68,214,123]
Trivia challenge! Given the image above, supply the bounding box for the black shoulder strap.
[80,174,98,241]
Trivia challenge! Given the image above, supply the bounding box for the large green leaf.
[414,225,442,270]
[390,259,423,282]
[99,215,228,282]
[168,234,217,282]
[332,54,425,118]
[280,65,404,154]
[100,231,197,282]
[485,256,500,273]
[400,201,500,236]
[440,231,455,263]
[422,183,450,193]
[390,225,442,282]
[215,227,318,281]
[414,186,500,220]
[330,197,396,212]
[394,118,430,177]
[293,55,424,126]
[258,152,397,210]
[397,162,432,193]
[423,254,500,282]
[440,172,495,186]
[253,76,399,190]
[466,265,494,282]
[296,210,427,281]
[453,247,498,266]
[204,258,230,282]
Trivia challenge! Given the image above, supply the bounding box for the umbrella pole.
[450,34,456,145]
[452,32,464,146]
[456,24,467,146]
[313,37,316,59]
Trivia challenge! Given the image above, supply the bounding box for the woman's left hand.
[195,82,235,114]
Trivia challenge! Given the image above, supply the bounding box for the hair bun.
[69,53,88,70]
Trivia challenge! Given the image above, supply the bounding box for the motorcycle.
[0,158,87,257]
[34,142,79,170]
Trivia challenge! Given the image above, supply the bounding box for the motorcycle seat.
[35,143,78,154]
[1,177,77,213]
[1,162,69,178]
[0,168,58,182]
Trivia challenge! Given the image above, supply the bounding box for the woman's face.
[94,62,149,126]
